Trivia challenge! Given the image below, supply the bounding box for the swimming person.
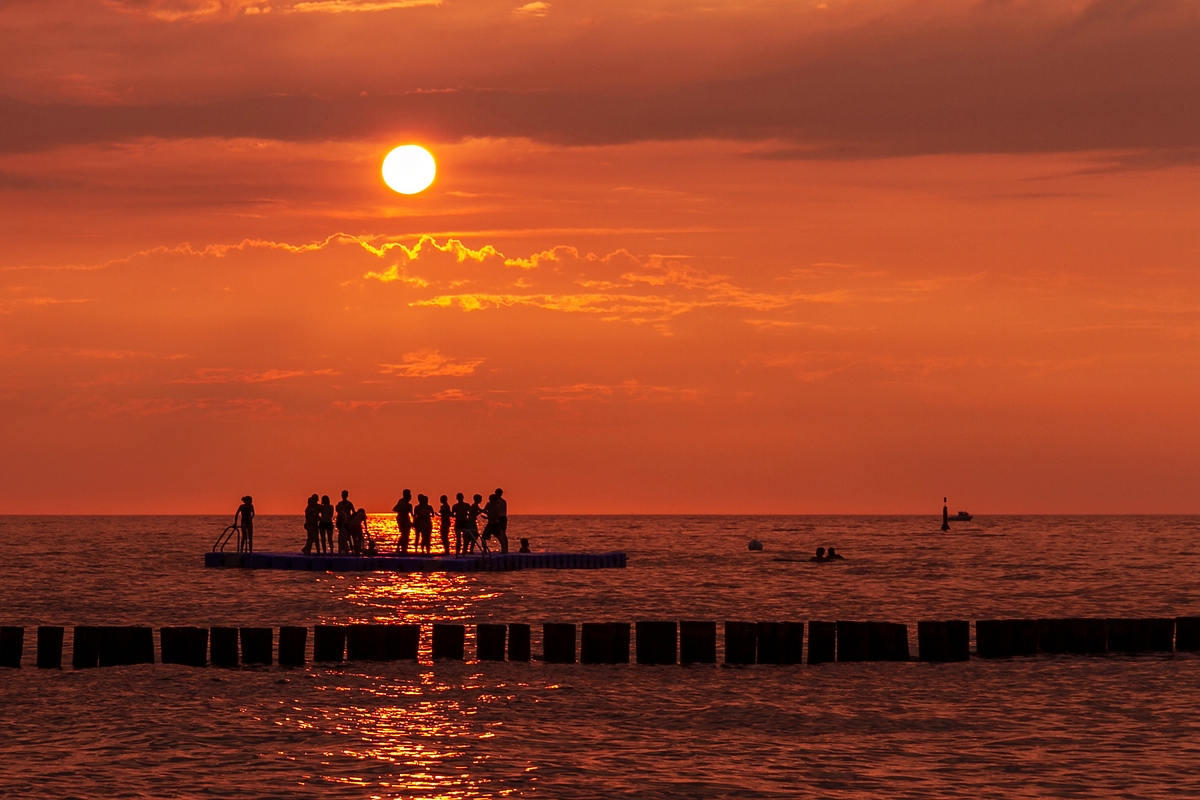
[438,495,451,554]
[414,494,434,554]
[492,488,509,553]
[519,538,531,553]
[826,547,845,560]
[451,492,471,555]
[302,494,320,555]
[234,495,255,553]
[318,495,334,554]
[809,547,826,563]
[335,490,355,555]
[393,489,413,554]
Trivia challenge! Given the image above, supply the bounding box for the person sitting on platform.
[363,535,378,557]
[519,537,531,553]
[809,546,826,563]
[826,547,845,560]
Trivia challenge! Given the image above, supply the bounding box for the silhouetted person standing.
[467,494,485,553]
[438,495,452,555]
[318,495,334,554]
[302,494,320,555]
[335,490,355,555]
[942,497,950,532]
[451,492,471,555]
[235,495,255,553]
[414,494,434,554]
[492,488,509,553]
[393,489,413,554]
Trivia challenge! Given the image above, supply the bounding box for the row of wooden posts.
[3,617,1198,669]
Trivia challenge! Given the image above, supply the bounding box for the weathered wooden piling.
[1175,617,1200,651]
[1065,618,1107,654]
[679,620,717,664]
[279,626,307,667]
[724,621,758,665]
[240,627,273,665]
[432,624,465,660]
[1107,618,1174,653]
[508,623,532,661]
[476,624,507,661]
[210,626,239,667]
[807,621,836,664]
[346,625,381,661]
[0,627,23,668]
[161,626,208,667]
[636,621,677,665]
[99,626,154,667]
[917,620,969,662]
[757,622,803,665]
[868,622,905,661]
[37,626,63,669]
[867,622,909,661]
[1036,618,1069,653]
[836,621,871,662]
[313,624,347,662]
[976,620,1012,657]
[542,623,576,663]
[73,626,101,669]
[381,625,420,661]
[581,622,616,664]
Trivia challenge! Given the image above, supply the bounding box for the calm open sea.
[2,515,1200,798]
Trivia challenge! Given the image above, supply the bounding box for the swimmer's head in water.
[816,547,825,556]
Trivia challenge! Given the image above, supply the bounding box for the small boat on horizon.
[948,511,972,522]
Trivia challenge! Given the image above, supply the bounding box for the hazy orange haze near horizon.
[1,0,1197,514]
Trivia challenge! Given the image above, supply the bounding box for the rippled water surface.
[3,515,1200,798]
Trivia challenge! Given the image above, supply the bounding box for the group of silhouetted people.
[809,547,845,563]
[290,488,511,556]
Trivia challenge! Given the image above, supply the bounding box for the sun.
[382,145,436,195]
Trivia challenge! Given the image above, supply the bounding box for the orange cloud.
[378,350,484,378]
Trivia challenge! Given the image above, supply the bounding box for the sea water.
[2,515,1199,798]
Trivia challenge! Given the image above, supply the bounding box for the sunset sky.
[1,0,1196,514]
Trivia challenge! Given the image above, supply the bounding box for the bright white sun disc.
[382,145,436,195]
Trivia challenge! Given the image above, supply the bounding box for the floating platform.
[204,551,627,572]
